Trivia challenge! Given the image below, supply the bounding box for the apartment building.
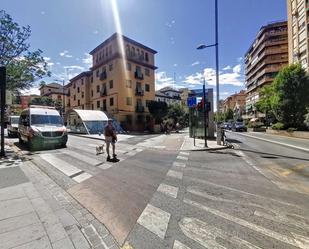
[244,21,288,119]
[67,33,157,131]
[155,87,182,105]
[40,83,68,107]
[223,90,246,118]
[287,0,309,68]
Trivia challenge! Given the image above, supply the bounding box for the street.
[1,131,309,249]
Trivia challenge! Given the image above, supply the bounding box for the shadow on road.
[226,138,243,144]
[237,148,309,162]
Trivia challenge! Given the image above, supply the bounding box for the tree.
[167,104,189,127]
[148,101,168,124]
[272,64,309,129]
[0,10,50,92]
[30,96,61,109]
[304,108,309,128]
[224,109,234,121]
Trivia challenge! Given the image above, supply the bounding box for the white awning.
[69,109,109,121]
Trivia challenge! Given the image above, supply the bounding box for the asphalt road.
[7,132,309,249]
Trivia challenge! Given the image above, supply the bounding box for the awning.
[69,109,109,121]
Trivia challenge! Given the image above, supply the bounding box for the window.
[77,87,80,93]
[91,90,93,97]
[110,97,114,106]
[96,85,100,93]
[109,45,112,56]
[91,76,93,83]
[109,80,113,89]
[103,99,107,111]
[145,84,150,92]
[145,68,150,76]
[96,69,100,78]
[105,47,108,57]
[97,101,100,108]
[82,92,84,98]
[82,104,84,109]
[127,62,131,71]
[81,79,84,85]
[126,115,132,125]
[126,97,132,106]
[73,83,76,89]
[126,80,132,88]
[91,104,94,110]
[74,95,76,101]
[146,100,151,107]
[78,100,80,106]
[145,52,149,61]
[109,64,113,71]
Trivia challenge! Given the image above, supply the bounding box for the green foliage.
[255,84,274,114]
[167,104,189,127]
[287,127,297,132]
[147,101,168,124]
[271,122,285,130]
[305,108,309,128]
[30,96,61,109]
[0,10,50,91]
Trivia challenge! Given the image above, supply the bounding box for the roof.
[39,82,63,90]
[69,109,109,121]
[69,71,92,82]
[29,108,60,116]
[90,33,157,55]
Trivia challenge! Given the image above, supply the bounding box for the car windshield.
[31,115,63,126]
[10,117,19,124]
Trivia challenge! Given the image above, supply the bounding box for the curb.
[226,131,309,153]
[181,146,228,152]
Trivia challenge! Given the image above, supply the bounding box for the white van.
[18,106,68,150]
[7,116,20,137]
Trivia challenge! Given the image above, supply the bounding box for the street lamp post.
[197,0,221,145]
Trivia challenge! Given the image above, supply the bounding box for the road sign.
[187,97,197,107]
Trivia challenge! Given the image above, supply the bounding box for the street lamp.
[196,0,220,145]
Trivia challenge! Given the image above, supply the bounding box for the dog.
[96,144,105,155]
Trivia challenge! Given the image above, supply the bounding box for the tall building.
[287,0,309,68]
[67,33,157,131]
[223,90,246,119]
[244,21,288,119]
[40,83,68,108]
[155,87,182,105]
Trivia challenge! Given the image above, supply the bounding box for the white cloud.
[56,62,61,65]
[223,65,231,70]
[41,11,45,15]
[173,63,178,67]
[59,50,73,58]
[165,20,176,28]
[237,57,243,63]
[82,53,92,68]
[21,87,40,96]
[93,30,99,35]
[191,61,200,66]
[155,71,174,90]
[64,65,85,70]
[183,63,244,87]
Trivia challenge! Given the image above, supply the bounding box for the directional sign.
[187,97,197,107]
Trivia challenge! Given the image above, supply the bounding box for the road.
[5,132,309,249]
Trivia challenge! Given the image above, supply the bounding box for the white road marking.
[40,154,82,177]
[176,155,188,161]
[186,176,298,208]
[154,146,166,149]
[72,172,92,183]
[98,164,113,170]
[180,217,262,249]
[167,170,183,180]
[173,161,186,168]
[61,150,101,166]
[184,198,309,249]
[291,232,309,249]
[157,184,178,198]
[179,152,190,156]
[173,240,191,249]
[137,204,171,239]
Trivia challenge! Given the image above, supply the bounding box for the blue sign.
[187,97,197,107]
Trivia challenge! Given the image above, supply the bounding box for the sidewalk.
[180,135,227,151]
[228,131,309,153]
[0,145,119,249]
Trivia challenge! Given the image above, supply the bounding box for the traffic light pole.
[203,79,208,148]
[0,67,6,157]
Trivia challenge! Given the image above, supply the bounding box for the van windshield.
[10,117,19,124]
[31,115,63,126]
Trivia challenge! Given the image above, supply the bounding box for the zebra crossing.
[130,150,309,249]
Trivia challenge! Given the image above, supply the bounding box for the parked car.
[7,116,20,137]
[232,122,247,132]
[18,106,68,150]
[223,122,232,130]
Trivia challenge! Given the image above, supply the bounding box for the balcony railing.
[135,71,144,80]
[100,71,107,81]
[135,89,144,96]
[100,88,107,97]
[135,106,144,113]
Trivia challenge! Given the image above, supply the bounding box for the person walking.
[104,119,117,161]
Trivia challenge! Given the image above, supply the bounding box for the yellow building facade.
[66,33,157,131]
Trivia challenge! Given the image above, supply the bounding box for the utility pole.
[203,78,208,147]
[215,0,221,145]
[0,67,6,157]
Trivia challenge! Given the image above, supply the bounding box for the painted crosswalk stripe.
[184,198,309,249]
[167,170,183,180]
[179,217,262,249]
[72,172,92,183]
[40,154,82,177]
[61,150,101,166]
[173,240,191,249]
[137,204,171,239]
[173,161,186,168]
[176,155,188,161]
[179,152,190,156]
[157,184,178,198]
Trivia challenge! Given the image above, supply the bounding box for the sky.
[2,0,287,100]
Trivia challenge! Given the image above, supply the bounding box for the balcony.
[135,89,144,96]
[135,105,144,113]
[100,88,107,97]
[100,71,107,81]
[135,71,144,80]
